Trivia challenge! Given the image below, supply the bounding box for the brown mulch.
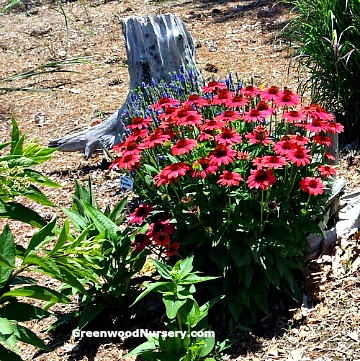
[1,0,359,360]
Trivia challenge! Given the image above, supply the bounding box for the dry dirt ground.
[0,0,359,360]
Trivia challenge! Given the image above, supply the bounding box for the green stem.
[260,189,264,229]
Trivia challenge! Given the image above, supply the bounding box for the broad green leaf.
[178,254,194,278]
[11,135,25,156]
[50,220,70,255]
[82,202,120,239]
[23,169,61,188]
[198,334,215,358]
[22,253,60,275]
[22,185,55,206]
[9,276,37,286]
[1,285,71,304]
[109,197,127,222]
[0,225,15,289]
[23,218,56,259]
[198,295,225,324]
[0,300,50,322]
[163,295,186,319]
[0,142,11,152]
[131,282,171,306]
[62,207,89,231]
[14,324,48,350]
[76,304,105,331]
[151,259,172,279]
[124,339,158,358]
[0,202,46,228]
[179,274,219,284]
[64,223,93,250]
[0,344,22,361]
[143,164,159,174]
[0,317,17,351]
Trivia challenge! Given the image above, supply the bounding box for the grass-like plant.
[282,0,360,140]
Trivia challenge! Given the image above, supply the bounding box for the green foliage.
[128,255,226,361]
[59,179,150,331]
[0,117,59,226]
[283,0,360,138]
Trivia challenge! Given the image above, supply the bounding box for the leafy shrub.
[127,255,225,361]
[0,117,59,226]
[109,78,342,326]
[0,219,100,360]
[283,0,360,139]
[58,179,151,331]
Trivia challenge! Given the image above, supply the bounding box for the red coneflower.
[305,117,328,134]
[200,119,225,131]
[151,97,180,110]
[143,130,172,148]
[165,242,179,257]
[183,93,209,108]
[109,153,141,170]
[171,138,198,155]
[286,146,312,167]
[154,233,171,247]
[312,134,332,147]
[176,112,203,127]
[240,85,260,98]
[238,151,251,161]
[289,134,311,146]
[214,110,242,123]
[282,110,305,123]
[202,81,227,93]
[155,162,191,185]
[217,171,243,186]
[126,129,149,143]
[129,204,154,224]
[209,144,236,166]
[191,157,218,179]
[132,233,151,253]
[243,108,263,123]
[262,155,288,169]
[256,101,274,118]
[127,116,153,130]
[325,121,344,134]
[215,128,242,146]
[225,94,249,108]
[147,220,175,238]
[245,126,272,146]
[318,165,337,178]
[115,140,144,156]
[252,156,265,168]
[273,140,295,156]
[211,90,234,106]
[274,89,300,107]
[299,177,325,195]
[260,86,280,101]
[247,168,276,190]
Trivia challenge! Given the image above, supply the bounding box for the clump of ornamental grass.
[110,76,343,327]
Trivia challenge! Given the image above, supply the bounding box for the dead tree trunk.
[48,13,202,159]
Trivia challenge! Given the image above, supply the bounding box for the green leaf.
[178,254,194,278]
[0,344,22,361]
[198,295,224,324]
[23,218,56,259]
[0,300,50,322]
[198,334,215,358]
[125,339,158,358]
[10,117,20,154]
[1,285,71,304]
[22,185,55,206]
[0,225,15,289]
[0,202,46,228]
[109,197,127,222]
[131,282,171,306]
[50,220,69,255]
[179,274,219,284]
[143,164,159,174]
[62,208,89,231]
[151,259,173,279]
[14,324,48,350]
[163,295,186,319]
[82,202,120,239]
[23,169,61,188]
[76,304,105,331]
[11,135,25,156]
[0,142,11,152]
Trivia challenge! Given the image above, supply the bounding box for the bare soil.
[0,0,359,360]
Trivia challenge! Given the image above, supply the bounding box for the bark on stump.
[48,13,201,158]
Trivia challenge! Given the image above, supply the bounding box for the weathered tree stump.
[49,13,201,158]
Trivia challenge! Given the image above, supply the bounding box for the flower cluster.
[129,204,179,257]
[111,82,342,198]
